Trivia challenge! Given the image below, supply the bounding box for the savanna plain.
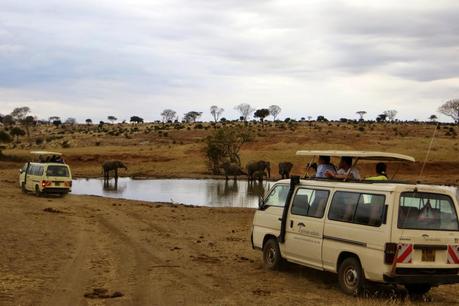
[1,121,459,305]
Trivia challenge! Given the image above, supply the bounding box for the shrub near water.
[205,126,253,174]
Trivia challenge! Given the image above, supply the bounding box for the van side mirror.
[258,195,265,209]
[19,169,23,174]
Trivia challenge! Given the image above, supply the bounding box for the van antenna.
[417,123,440,183]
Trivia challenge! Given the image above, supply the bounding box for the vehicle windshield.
[46,165,70,177]
[398,192,459,231]
[264,184,290,207]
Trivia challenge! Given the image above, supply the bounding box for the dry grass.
[2,121,458,183]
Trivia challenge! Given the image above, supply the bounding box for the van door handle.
[298,222,305,227]
[278,218,282,222]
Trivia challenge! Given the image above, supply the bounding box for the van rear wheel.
[262,238,283,270]
[405,284,431,297]
[338,257,365,295]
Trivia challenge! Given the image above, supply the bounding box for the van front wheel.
[262,238,283,270]
[21,182,27,193]
[338,257,365,295]
[35,185,42,197]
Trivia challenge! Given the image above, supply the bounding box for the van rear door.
[392,191,459,270]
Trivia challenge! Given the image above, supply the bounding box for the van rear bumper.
[384,274,459,285]
[43,188,70,194]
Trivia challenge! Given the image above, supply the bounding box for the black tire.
[338,257,365,295]
[35,185,42,197]
[262,238,283,270]
[405,284,431,297]
[21,182,27,194]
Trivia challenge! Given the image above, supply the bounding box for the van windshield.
[398,192,459,231]
[47,165,69,177]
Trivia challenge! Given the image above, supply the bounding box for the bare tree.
[210,105,224,122]
[161,109,177,123]
[438,99,459,123]
[356,111,367,121]
[10,106,30,121]
[65,118,77,125]
[234,103,255,121]
[383,110,398,121]
[268,105,281,121]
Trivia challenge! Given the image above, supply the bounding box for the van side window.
[264,184,290,207]
[37,166,44,176]
[328,191,385,227]
[354,194,385,226]
[291,188,330,218]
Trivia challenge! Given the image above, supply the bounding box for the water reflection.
[72,178,273,208]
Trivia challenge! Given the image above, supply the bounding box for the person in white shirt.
[325,156,361,180]
[315,155,336,178]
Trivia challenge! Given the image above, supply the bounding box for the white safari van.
[251,151,459,296]
[19,151,72,196]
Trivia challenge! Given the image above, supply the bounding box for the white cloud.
[0,0,458,122]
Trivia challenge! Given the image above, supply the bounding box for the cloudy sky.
[0,0,458,122]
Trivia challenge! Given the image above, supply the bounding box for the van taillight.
[384,243,398,264]
[41,180,52,188]
[65,181,72,187]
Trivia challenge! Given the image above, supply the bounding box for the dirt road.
[1,170,459,305]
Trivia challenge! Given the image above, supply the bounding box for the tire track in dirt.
[96,206,219,305]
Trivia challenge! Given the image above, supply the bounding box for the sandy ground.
[1,169,459,306]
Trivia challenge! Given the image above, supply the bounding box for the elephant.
[251,170,267,182]
[279,162,293,179]
[246,161,271,181]
[220,162,247,181]
[102,160,127,182]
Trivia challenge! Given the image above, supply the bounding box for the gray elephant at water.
[102,160,127,181]
[220,162,247,181]
[279,162,293,179]
[246,160,270,181]
[252,170,267,182]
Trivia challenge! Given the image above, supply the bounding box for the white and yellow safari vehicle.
[19,151,72,196]
[251,151,459,296]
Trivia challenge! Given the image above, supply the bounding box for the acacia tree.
[356,111,367,121]
[10,127,25,143]
[11,106,30,121]
[0,130,12,156]
[85,119,93,124]
[254,108,270,125]
[268,105,281,121]
[234,103,255,121]
[205,126,253,174]
[183,111,202,123]
[429,114,438,122]
[439,99,459,123]
[383,110,398,121]
[49,116,60,124]
[130,116,144,123]
[161,109,177,123]
[2,115,14,126]
[210,105,224,122]
[107,116,117,124]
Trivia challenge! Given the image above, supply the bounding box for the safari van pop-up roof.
[296,150,415,162]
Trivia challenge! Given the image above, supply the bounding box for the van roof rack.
[296,150,415,162]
